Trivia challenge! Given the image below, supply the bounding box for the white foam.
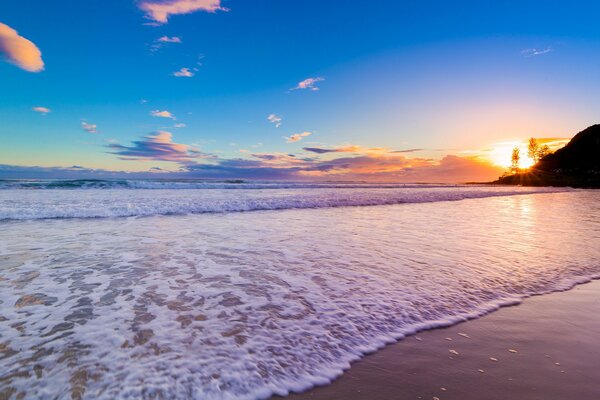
[0,190,598,399]
[0,185,570,220]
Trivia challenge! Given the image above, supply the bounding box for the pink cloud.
[150,109,176,119]
[267,114,282,128]
[32,106,51,114]
[173,67,195,77]
[108,131,208,162]
[139,0,226,24]
[81,121,98,134]
[0,23,44,72]
[157,36,182,43]
[291,77,324,91]
[285,132,312,143]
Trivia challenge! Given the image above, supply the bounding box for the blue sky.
[1,0,599,181]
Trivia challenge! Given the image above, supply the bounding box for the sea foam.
[0,184,570,220]
[1,189,598,399]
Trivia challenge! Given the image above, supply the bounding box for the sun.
[487,141,535,169]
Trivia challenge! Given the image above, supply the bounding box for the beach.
[288,279,600,400]
[1,184,599,399]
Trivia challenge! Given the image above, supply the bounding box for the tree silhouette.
[528,138,552,165]
[528,138,540,163]
[538,144,551,160]
[510,147,521,174]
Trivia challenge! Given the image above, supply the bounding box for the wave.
[0,178,466,190]
[1,189,598,399]
[0,186,571,220]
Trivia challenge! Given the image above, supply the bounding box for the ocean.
[1,180,599,399]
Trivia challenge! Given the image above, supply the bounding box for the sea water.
[0,181,598,399]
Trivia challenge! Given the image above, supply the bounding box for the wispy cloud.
[173,67,195,77]
[150,35,182,51]
[139,0,227,24]
[291,77,324,91]
[521,47,553,57]
[32,106,51,114]
[267,114,282,128]
[150,109,176,119]
[157,36,182,43]
[303,145,362,154]
[285,131,312,143]
[390,148,424,153]
[108,131,207,162]
[81,121,98,134]
[0,23,44,72]
[174,123,186,128]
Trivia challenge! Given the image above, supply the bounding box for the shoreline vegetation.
[489,124,600,188]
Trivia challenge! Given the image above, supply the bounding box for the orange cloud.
[139,0,226,24]
[150,109,176,119]
[291,153,503,182]
[108,131,209,162]
[285,132,312,143]
[0,23,44,72]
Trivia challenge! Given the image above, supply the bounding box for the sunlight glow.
[487,141,535,169]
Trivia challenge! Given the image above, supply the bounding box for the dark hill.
[536,124,600,173]
[493,124,600,188]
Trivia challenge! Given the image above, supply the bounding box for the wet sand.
[285,280,600,400]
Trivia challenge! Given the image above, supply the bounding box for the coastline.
[283,279,600,400]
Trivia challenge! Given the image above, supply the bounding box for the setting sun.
[487,141,535,169]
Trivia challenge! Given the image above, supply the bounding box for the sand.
[283,280,600,400]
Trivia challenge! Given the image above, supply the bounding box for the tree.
[527,138,553,165]
[538,144,551,160]
[528,138,540,163]
[510,147,521,174]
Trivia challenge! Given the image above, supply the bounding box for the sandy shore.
[282,280,600,400]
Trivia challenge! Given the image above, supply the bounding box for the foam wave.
[0,178,458,190]
[0,186,570,220]
[1,190,599,399]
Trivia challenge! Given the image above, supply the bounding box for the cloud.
[174,123,186,128]
[157,36,182,43]
[150,35,182,51]
[2,152,506,182]
[138,0,226,24]
[390,148,424,153]
[81,121,98,134]
[285,131,312,143]
[108,131,209,162]
[0,164,189,179]
[173,67,195,77]
[150,109,176,119]
[185,152,503,182]
[0,23,44,72]
[521,48,553,57]
[250,153,303,165]
[303,145,363,154]
[32,106,51,114]
[267,114,282,128]
[291,77,324,91]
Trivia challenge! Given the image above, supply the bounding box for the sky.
[1,0,599,181]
